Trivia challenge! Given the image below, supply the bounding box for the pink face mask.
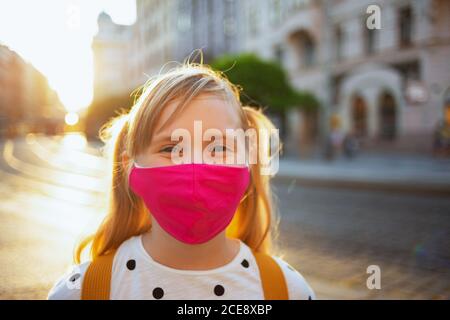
[129,163,250,244]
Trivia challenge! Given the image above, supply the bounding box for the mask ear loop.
[124,159,140,208]
[239,165,253,203]
[133,160,146,168]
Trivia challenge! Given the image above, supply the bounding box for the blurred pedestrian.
[343,130,360,159]
[433,120,450,157]
[325,114,344,160]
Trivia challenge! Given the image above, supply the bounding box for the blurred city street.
[1,133,449,299]
[1,0,450,302]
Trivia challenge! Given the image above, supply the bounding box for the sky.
[0,0,136,112]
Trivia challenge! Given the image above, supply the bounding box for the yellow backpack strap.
[80,248,287,300]
[252,250,289,300]
[81,250,117,300]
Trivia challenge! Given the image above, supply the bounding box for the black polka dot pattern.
[153,287,164,299]
[69,273,80,282]
[241,259,249,268]
[126,259,136,270]
[214,284,225,296]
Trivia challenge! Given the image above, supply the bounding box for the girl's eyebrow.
[151,132,173,145]
[152,128,241,145]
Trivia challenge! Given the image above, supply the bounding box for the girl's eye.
[210,145,230,153]
[159,145,181,153]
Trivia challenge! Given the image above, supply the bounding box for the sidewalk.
[275,154,450,194]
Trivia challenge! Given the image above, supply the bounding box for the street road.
[0,133,449,299]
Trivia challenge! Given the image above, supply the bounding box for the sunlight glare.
[0,0,136,112]
[65,112,79,126]
[61,132,87,150]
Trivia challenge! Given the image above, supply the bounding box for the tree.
[211,53,319,139]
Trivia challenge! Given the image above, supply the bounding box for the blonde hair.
[74,61,282,264]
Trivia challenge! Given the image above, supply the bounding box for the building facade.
[132,0,243,86]
[92,0,243,97]
[240,0,450,152]
[92,0,450,152]
[92,12,135,100]
[0,44,64,137]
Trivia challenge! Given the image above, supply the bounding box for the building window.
[269,0,282,26]
[396,60,420,90]
[334,24,343,61]
[274,45,284,64]
[332,75,343,105]
[379,92,397,140]
[248,9,258,35]
[290,30,316,68]
[398,6,413,47]
[223,18,236,37]
[291,0,309,11]
[352,95,368,137]
[365,26,376,54]
[177,1,191,32]
[303,34,315,67]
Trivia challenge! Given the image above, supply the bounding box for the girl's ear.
[121,151,130,171]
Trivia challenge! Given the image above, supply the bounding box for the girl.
[48,62,315,300]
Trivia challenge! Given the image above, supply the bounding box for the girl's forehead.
[154,94,242,134]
